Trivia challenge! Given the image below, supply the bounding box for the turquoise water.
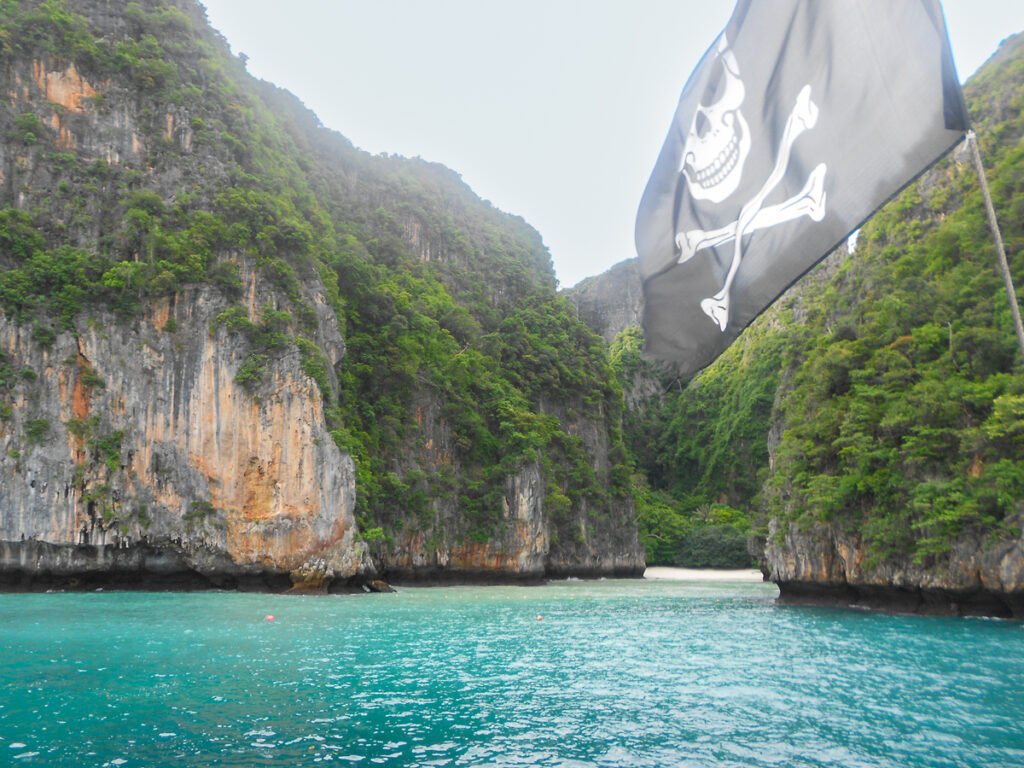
[1,579,1022,767]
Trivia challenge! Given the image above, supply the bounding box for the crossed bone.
[675,85,826,331]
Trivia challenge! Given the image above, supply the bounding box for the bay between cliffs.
[1,578,1022,767]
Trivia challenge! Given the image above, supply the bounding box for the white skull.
[680,35,751,204]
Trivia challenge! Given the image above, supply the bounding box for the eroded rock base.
[776,580,1024,619]
[0,539,370,593]
[0,540,644,593]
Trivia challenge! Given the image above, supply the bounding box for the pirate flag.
[636,0,969,374]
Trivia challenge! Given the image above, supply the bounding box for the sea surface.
[1,578,1022,767]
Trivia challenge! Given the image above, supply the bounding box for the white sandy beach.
[643,567,765,583]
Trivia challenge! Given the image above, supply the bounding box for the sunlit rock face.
[0,28,367,589]
[0,278,366,590]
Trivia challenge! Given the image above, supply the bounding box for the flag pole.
[966,130,1024,361]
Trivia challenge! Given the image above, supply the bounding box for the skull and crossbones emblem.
[675,35,828,331]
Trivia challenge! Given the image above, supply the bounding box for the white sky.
[200,1,1024,288]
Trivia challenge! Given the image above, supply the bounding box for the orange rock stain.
[71,357,91,421]
[32,60,96,113]
[150,298,171,331]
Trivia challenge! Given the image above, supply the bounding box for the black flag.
[636,0,969,374]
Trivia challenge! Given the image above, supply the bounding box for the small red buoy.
[265,614,275,622]
[536,614,543,621]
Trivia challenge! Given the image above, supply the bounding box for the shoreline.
[643,566,766,583]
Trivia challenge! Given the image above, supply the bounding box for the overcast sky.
[200,1,1024,288]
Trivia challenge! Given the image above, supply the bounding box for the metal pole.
[966,130,1024,361]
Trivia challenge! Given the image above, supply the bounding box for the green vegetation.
[78,362,104,389]
[11,111,44,144]
[92,429,123,473]
[0,350,29,421]
[328,236,628,542]
[215,305,292,391]
[765,90,1024,564]
[614,326,771,568]
[184,500,223,533]
[24,417,50,444]
[634,480,753,568]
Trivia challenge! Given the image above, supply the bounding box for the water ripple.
[0,581,1022,766]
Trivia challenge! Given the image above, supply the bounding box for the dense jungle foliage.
[0,0,631,551]
[609,322,783,567]
[623,33,1024,569]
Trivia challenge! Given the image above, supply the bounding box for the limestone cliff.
[763,517,1024,617]
[760,241,1024,618]
[567,259,644,344]
[0,0,643,588]
[0,276,366,590]
[564,260,682,412]
[359,386,642,583]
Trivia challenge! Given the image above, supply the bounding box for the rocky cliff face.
[0,276,366,591]
[760,245,1024,618]
[0,6,367,589]
[363,388,642,583]
[763,519,1024,618]
[0,0,643,589]
[564,260,682,412]
[539,397,643,578]
[566,259,644,344]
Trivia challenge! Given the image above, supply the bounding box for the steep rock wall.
[757,258,1024,618]
[764,518,1024,617]
[540,397,644,577]
[564,260,686,410]
[368,392,643,583]
[0,281,366,591]
[567,259,644,344]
